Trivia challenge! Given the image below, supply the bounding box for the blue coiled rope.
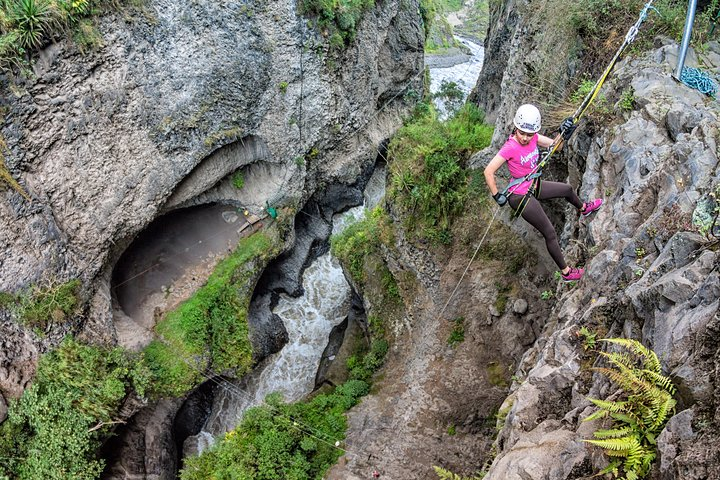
[680,66,719,98]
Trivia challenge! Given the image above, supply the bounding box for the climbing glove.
[560,117,577,140]
[493,192,508,207]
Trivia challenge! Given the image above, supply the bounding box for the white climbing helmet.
[513,104,541,133]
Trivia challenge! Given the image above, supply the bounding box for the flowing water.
[187,165,387,454]
[186,41,487,448]
[428,37,485,118]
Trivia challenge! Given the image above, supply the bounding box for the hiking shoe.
[561,267,584,282]
[581,198,603,217]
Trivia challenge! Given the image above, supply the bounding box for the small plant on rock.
[618,87,636,111]
[447,317,465,348]
[584,338,676,480]
[231,171,244,190]
[578,326,597,351]
[540,290,553,300]
[433,466,485,480]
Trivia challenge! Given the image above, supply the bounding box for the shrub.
[584,338,676,479]
[330,206,391,285]
[3,278,82,330]
[0,337,150,479]
[181,348,381,480]
[0,0,130,69]
[388,103,493,244]
[299,0,376,50]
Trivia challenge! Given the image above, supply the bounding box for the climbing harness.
[504,174,542,219]
[499,0,658,213]
[437,1,659,320]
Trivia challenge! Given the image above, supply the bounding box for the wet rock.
[247,293,288,363]
[0,394,7,423]
[102,399,182,480]
[259,204,331,296]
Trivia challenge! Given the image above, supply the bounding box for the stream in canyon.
[428,37,485,116]
[108,34,483,472]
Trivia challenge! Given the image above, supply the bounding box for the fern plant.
[433,466,485,480]
[584,338,676,480]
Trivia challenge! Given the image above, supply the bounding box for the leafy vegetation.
[434,80,465,117]
[0,0,128,69]
[447,317,465,348]
[434,466,486,480]
[180,322,389,480]
[388,103,493,244]
[231,171,245,190]
[298,0,376,50]
[145,232,277,397]
[330,206,393,286]
[0,278,81,330]
[578,326,597,351]
[584,338,676,480]
[0,337,151,479]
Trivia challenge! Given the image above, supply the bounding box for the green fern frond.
[625,470,639,480]
[589,397,628,414]
[640,369,676,395]
[584,408,610,422]
[586,436,639,452]
[601,338,661,373]
[650,397,676,431]
[599,460,622,475]
[586,338,676,480]
[593,427,634,439]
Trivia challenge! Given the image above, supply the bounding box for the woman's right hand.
[493,192,508,206]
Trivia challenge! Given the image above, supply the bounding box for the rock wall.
[483,40,720,480]
[0,0,423,401]
[332,8,720,480]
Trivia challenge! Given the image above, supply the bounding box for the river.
[428,36,485,117]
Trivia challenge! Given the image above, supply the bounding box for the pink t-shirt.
[498,134,540,195]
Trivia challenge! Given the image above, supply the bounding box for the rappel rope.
[437,0,657,321]
[501,0,658,200]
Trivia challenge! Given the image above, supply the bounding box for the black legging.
[507,181,583,270]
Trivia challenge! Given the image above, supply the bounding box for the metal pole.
[674,0,698,80]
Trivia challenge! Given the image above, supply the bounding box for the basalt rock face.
[0,0,423,399]
[481,42,720,480]
[331,26,719,480]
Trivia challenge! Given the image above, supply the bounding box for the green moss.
[494,283,510,315]
[146,232,277,397]
[447,317,465,348]
[299,0,376,51]
[10,278,82,330]
[486,362,509,388]
[203,127,244,149]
